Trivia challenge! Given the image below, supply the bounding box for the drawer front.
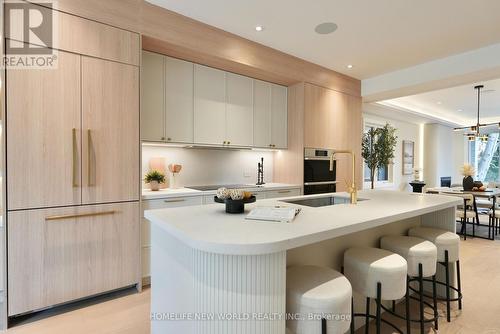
[142,196,203,211]
[8,202,140,316]
[265,188,301,199]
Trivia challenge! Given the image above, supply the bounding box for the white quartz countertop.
[144,190,461,255]
[142,183,301,200]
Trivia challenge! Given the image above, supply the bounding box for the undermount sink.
[281,195,367,207]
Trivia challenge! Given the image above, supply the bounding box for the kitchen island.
[145,190,461,334]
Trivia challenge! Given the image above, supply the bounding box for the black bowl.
[214,196,256,214]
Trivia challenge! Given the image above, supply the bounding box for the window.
[468,133,500,182]
[363,124,391,185]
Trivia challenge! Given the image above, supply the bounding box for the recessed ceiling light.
[314,22,338,35]
[458,109,463,112]
[347,64,353,69]
[255,25,263,32]
[436,101,442,105]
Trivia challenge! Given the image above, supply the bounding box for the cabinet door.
[7,50,81,210]
[8,202,140,316]
[82,57,140,204]
[165,56,194,143]
[253,80,272,148]
[141,51,165,142]
[194,65,226,145]
[271,84,288,149]
[226,73,253,146]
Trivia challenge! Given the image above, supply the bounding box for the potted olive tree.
[362,123,397,189]
[144,170,166,191]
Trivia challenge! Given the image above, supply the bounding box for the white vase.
[150,180,160,191]
[169,173,177,189]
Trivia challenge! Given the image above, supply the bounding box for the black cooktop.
[186,184,252,191]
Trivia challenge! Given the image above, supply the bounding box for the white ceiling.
[147,0,500,79]
[379,78,500,126]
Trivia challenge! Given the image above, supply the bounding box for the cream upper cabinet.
[141,53,288,148]
[164,57,194,143]
[6,50,82,210]
[271,84,288,149]
[141,51,165,142]
[253,80,288,149]
[194,64,227,145]
[253,80,272,148]
[226,73,254,146]
[81,57,140,204]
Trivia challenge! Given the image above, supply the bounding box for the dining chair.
[441,192,477,240]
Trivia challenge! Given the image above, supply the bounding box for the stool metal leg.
[418,264,424,334]
[376,283,382,334]
[365,297,370,334]
[432,275,438,330]
[321,318,327,334]
[457,260,462,310]
[392,300,395,312]
[406,276,411,334]
[445,251,451,322]
[350,297,355,334]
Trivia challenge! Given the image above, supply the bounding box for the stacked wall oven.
[303,148,337,195]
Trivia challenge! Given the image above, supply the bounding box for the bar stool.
[409,226,462,322]
[344,247,408,334]
[380,235,439,333]
[287,265,352,334]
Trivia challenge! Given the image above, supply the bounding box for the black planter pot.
[463,176,474,191]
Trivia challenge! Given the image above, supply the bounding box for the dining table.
[426,187,500,240]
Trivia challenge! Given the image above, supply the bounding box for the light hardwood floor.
[5,233,500,334]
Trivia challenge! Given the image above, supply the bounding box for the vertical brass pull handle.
[87,129,93,186]
[72,128,78,187]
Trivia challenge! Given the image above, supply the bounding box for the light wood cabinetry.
[6,50,81,210]
[193,64,227,145]
[7,202,140,316]
[303,83,362,191]
[141,51,165,142]
[226,73,254,146]
[81,57,140,204]
[5,6,141,317]
[6,3,139,66]
[164,57,194,143]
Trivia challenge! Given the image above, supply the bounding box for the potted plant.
[361,123,397,189]
[144,170,166,191]
[460,164,475,191]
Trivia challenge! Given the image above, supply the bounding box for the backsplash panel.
[141,145,274,188]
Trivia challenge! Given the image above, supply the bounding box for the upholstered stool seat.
[408,226,462,323]
[344,247,408,334]
[408,227,459,262]
[380,236,437,277]
[456,210,476,219]
[287,265,352,334]
[344,247,407,300]
[381,235,439,333]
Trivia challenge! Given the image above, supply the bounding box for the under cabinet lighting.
[255,26,263,32]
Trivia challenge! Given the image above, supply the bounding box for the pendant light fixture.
[454,85,493,142]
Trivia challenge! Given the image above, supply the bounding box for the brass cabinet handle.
[167,137,171,141]
[161,136,165,141]
[87,129,94,186]
[72,128,78,187]
[46,210,117,221]
[163,199,186,203]
[227,141,231,145]
[278,190,291,194]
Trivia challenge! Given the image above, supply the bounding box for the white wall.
[142,145,275,188]
[363,113,422,191]
[423,123,467,188]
